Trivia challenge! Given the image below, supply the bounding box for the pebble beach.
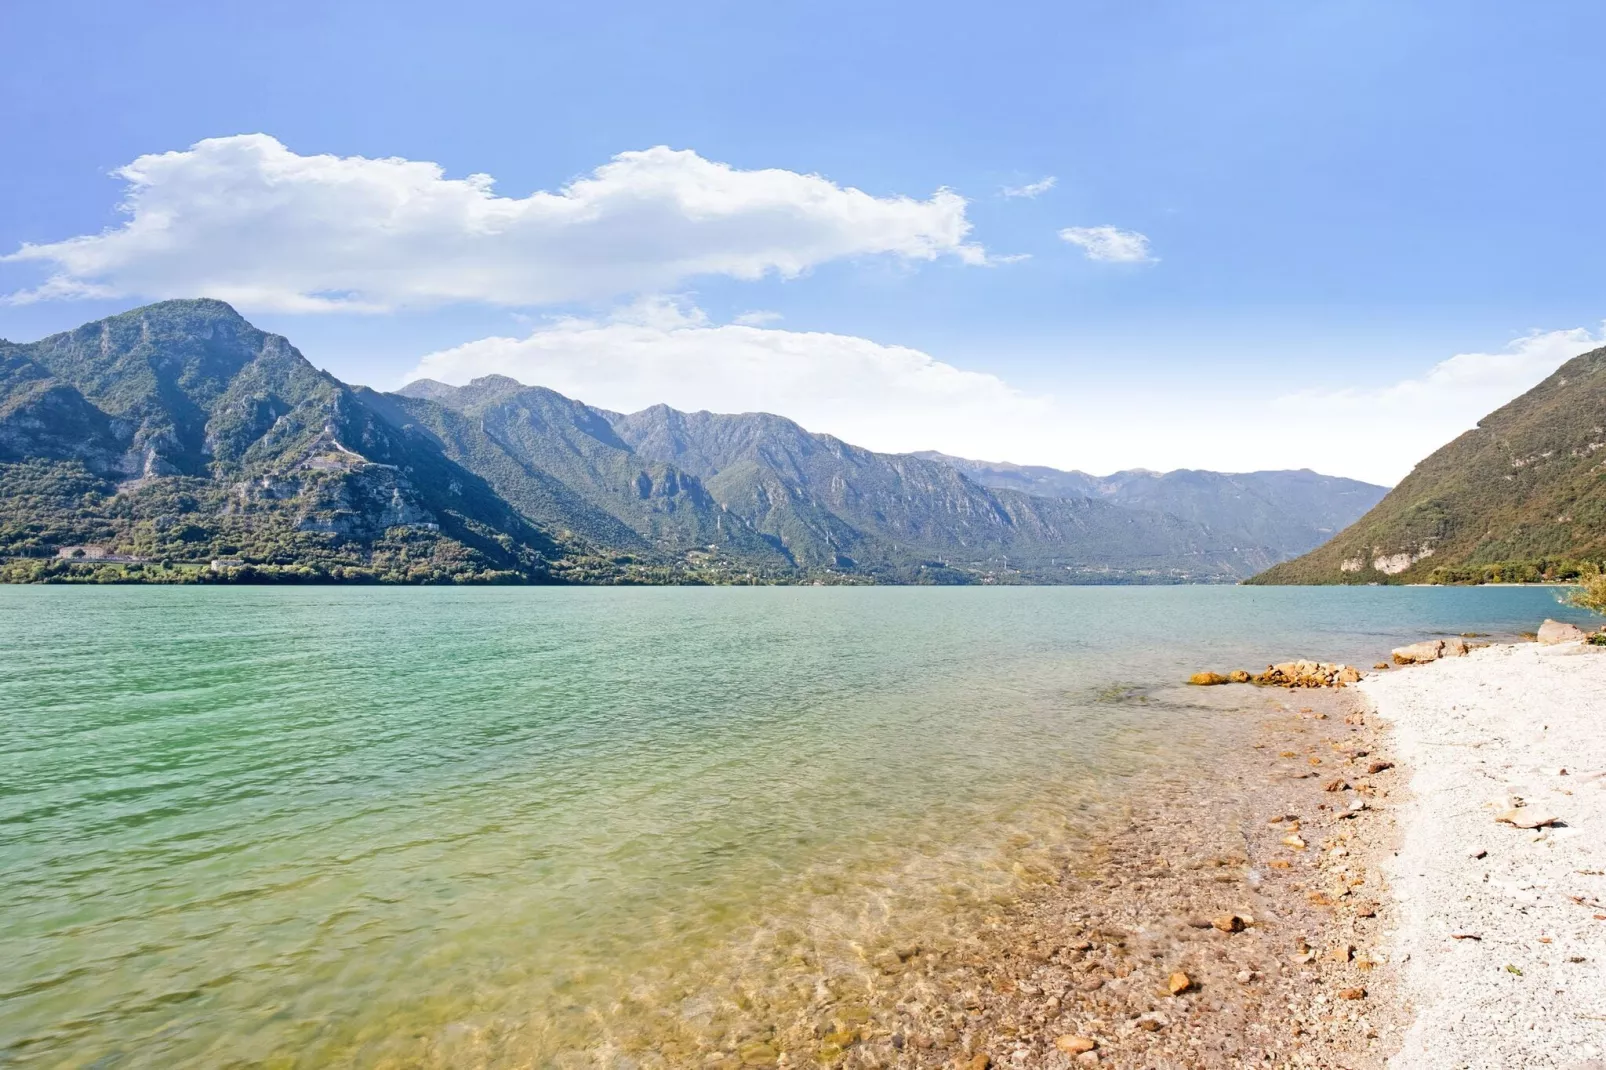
[1364,638,1606,1070]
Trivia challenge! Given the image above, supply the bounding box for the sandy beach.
[1362,639,1606,1070]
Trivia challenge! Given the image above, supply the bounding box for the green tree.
[1565,564,1606,616]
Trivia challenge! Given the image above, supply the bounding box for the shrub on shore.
[1564,565,1606,616]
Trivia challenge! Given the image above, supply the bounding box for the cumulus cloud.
[1264,326,1606,483]
[1058,225,1155,263]
[1001,176,1057,198]
[406,298,1052,457]
[2,134,986,312]
[405,313,1606,487]
[732,310,783,326]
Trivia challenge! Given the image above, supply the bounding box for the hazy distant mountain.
[608,406,1264,580]
[1,299,1382,584]
[917,452,1388,562]
[1252,346,1606,584]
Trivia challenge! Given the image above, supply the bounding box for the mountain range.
[1252,345,1606,584]
[1,300,1386,584]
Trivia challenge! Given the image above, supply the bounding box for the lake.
[0,584,1591,1067]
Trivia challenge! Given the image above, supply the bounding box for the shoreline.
[834,634,1602,1069]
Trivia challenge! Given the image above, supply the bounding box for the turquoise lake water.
[0,585,1593,1067]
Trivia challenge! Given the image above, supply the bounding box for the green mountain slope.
[382,378,793,570]
[0,301,567,582]
[1251,346,1606,584]
[610,406,1265,580]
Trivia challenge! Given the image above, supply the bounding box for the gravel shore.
[711,683,1411,1070]
[1361,641,1606,1070]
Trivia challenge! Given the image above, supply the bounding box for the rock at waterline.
[1255,661,1363,688]
[1538,618,1587,645]
[1190,661,1363,687]
[1391,638,1469,664]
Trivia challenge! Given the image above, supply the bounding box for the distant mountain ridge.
[1252,346,1606,584]
[399,378,1262,581]
[915,452,1388,563]
[2,299,1382,584]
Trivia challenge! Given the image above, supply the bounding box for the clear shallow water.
[0,585,1592,1067]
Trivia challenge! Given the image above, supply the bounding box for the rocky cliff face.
[0,301,563,581]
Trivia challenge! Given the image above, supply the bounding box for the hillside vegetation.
[1252,347,1606,584]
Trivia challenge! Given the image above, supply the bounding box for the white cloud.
[406,297,1051,457]
[2,134,986,312]
[1058,225,1156,263]
[1001,176,1057,198]
[405,313,1606,488]
[1261,326,1606,483]
[732,309,783,326]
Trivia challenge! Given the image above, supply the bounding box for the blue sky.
[2,1,1603,483]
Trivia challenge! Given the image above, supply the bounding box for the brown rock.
[1325,943,1354,963]
[1325,777,1350,792]
[1212,914,1246,933]
[1367,760,1394,774]
[1337,987,1367,1000]
[1373,662,1390,670]
[1392,639,1445,665]
[1188,671,1229,686]
[1167,971,1192,995]
[1054,1036,1097,1054]
[959,1056,991,1070]
[1538,619,1587,645]
[738,1042,779,1067]
[1496,808,1559,829]
[1228,669,1252,683]
[1282,833,1307,849]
